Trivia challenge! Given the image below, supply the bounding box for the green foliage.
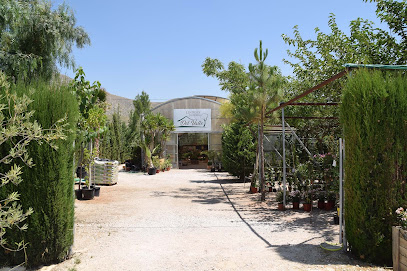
[0,0,90,80]
[203,40,285,201]
[140,112,175,168]
[365,0,407,64]
[70,68,106,124]
[126,91,151,165]
[276,191,284,203]
[0,72,68,264]
[282,0,407,148]
[0,80,79,266]
[341,69,407,265]
[99,109,128,162]
[221,121,256,180]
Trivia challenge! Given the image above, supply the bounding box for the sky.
[55,0,381,101]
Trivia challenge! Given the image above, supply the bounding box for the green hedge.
[341,69,407,265]
[222,121,256,180]
[0,81,79,266]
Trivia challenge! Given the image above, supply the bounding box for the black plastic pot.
[75,189,83,200]
[82,187,95,200]
[148,167,156,175]
[334,215,339,225]
[93,186,100,197]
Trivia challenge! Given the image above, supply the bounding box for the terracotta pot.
[318,200,325,209]
[278,203,285,211]
[292,201,300,209]
[167,167,170,171]
[156,169,160,173]
[325,200,335,211]
[303,203,312,212]
[250,186,258,193]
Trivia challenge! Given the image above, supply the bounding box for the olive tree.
[0,0,90,80]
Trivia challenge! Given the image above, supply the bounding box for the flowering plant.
[396,207,407,229]
[290,190,301,202]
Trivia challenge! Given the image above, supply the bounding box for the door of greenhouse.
[178,133,208,169]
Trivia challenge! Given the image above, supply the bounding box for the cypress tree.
[0,81,79,266]
[221,121,256,180]
[341,69,407,265]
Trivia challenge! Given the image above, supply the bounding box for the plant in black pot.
[81,178,95,200]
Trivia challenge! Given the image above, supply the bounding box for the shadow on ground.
[150,171,373,267]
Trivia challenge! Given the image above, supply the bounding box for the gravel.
[36,169,387,271]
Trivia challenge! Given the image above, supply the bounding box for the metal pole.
[176,133,179,169]
[339,138,343,244]
[282,107,286,207]
[343,139,347,251]
[89,138,92,187]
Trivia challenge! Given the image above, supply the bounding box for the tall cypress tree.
[341,69,407,265]
[0,81,79,266]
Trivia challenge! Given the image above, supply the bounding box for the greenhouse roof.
[344,63,407,70]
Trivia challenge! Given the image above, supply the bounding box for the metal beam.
[266,70,348,117]
[282,107,286,208]
[288,102,340,106]
[285,121,317,165]
[285,116,339,120]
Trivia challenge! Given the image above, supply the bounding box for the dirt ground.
[36,169,388,271]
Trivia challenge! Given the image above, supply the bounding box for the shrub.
[341,69,407,265]
[0,81,79,266]
[221,121,256,180]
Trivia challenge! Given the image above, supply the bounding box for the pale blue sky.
[56,0,381,101]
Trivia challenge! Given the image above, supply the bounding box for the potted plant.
[81,178,95,200]
[325,191,336,210]
[207,161,212,170]
[153,156,161,173]
[317,190,326,209]
[302,189,314,212]
[290,190,301,209]
[164,159,171,171]
[276,191,285,211]
[250,182,258,194]
[393,207,407,270]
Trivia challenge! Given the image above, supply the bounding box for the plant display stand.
[91,159,119,185]
[393,226,407,271]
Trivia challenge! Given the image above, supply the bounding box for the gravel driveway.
[43,169,386,271]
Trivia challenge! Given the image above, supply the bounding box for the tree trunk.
[260,106,266,201]
[251,143,259,192]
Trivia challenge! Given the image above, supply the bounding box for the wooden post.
[394,226,400,271]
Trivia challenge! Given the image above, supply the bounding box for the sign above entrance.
[174,109,211,132]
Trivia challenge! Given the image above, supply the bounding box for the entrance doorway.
[178,133,208,169]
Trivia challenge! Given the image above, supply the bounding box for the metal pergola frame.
[266,63,407,248]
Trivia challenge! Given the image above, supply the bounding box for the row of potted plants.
[75,178,100,200]
[148,157,172,175]
[275,189,337,212]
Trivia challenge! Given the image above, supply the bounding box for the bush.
[99,109,128,162]
[0,81,79,266]
[221,121,256,180]
[341,69,407,265]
